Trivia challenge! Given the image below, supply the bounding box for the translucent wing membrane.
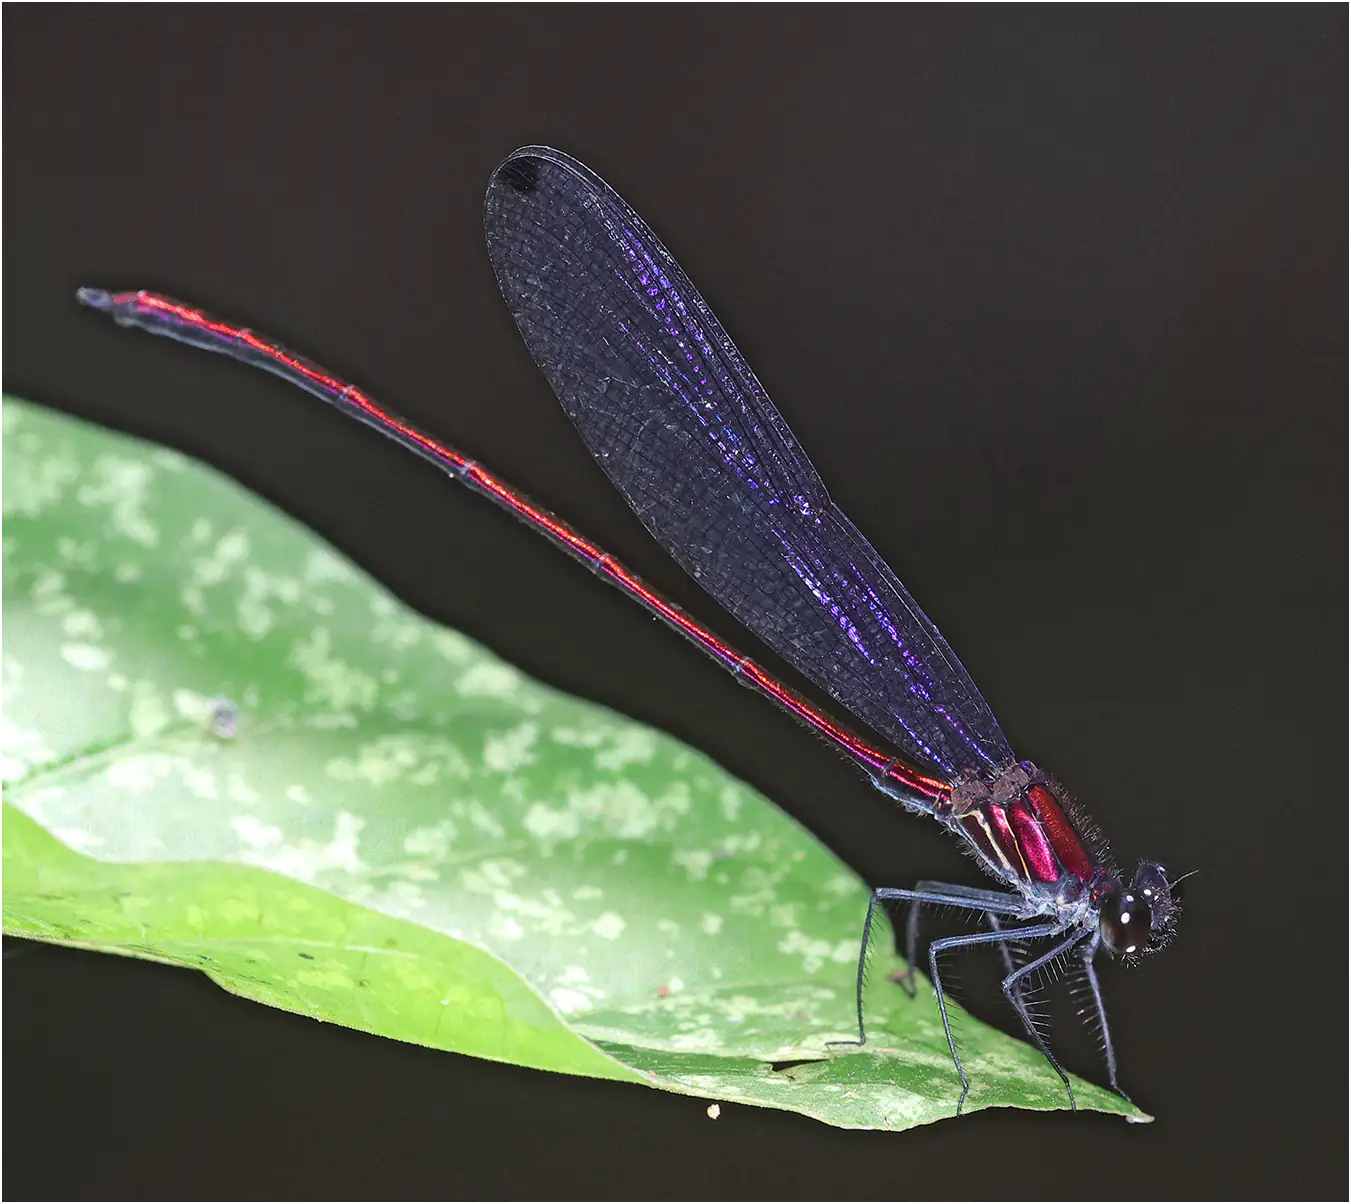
[485,147,1012,780]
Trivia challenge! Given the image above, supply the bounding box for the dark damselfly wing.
[485,147,1013,782]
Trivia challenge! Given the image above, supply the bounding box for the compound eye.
[1099,890,1154,955]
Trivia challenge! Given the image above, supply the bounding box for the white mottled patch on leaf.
[61,608,103,639]
[830,940,857,963]
[30,569,71,613]
[106,753,178,793]
[225,775,261,806]
[459,859,526,893]
[523,802,580,841]
[594,728,657,771]
[410,742,474,785]
[548,966,605,1013]
[290,628,378,709]
[238,565,301,638]
[675,849,713,881]
[56,537,97,567]
[483,886,576,937]
[258,811,366,879]
[712,833,765,865]
[669,1028,722,1051]
[489,914,525,941]
[599,781,661,839]
[483,722,538,772]
[403,864,439,884]
[549,724,607,749]
[79,456,158,547]
[777,931,835,974]
[549,987,592,1014]
[376,880,427,912]
[187,529,249,595]
[456,660,520,698]
[232,814,284,849]
[59,642,110,671]
[51,826,105,852]
[718,785,745,823]
[427,629,475,665]
[1,655,22,696]
[463,800,506,839]
[168,688,222,734]
[126,686,174,735]
[327,734,426,786]
[1,710,56,782]
[700,912,723,935]
[148,447,187,473]
[591,911,625,940]
[180,763,224,800]
[304,547,356,585]
[404,818,458,859]
[3,440,80,515]
[305,712,358,730]
[217,529,249,559]
[371,616,424,651]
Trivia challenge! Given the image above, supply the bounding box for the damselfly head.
[1098,861,1176,958]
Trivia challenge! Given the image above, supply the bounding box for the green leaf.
[2,396,1145,1128]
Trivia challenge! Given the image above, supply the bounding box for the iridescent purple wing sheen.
[484,147,1013,782]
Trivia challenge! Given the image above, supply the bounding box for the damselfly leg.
[829,886,1071,1114]
[894,880,1032,997]
[1075,932,1131,1104]
[928,921,1073,1113]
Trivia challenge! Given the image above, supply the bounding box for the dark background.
[4,7,1345,1199]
